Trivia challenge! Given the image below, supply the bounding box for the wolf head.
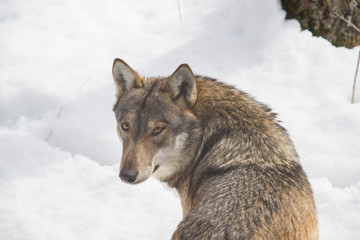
[112,59,201,184]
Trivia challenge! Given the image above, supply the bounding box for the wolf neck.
[169,77,299,218]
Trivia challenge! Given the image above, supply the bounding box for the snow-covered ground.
[1,0,359,239]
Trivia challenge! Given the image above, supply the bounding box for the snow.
[0,0,359,239]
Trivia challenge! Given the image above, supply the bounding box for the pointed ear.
[165,64,197,108]
[112,58,144,98]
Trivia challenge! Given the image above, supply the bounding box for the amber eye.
[152,126,165,136]
[121,122,130,131]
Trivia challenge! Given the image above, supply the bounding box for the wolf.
[111,58,318,240]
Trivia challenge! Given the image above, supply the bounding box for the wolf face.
[112,59,201,184]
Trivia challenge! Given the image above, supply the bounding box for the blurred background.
[0,0,359,239]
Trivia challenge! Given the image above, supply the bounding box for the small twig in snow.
[78,77,91,91]
[351,50,360,104]
[177,0,182,22]
[46,106,63,142]
[45,130,53,142]
[45,77,91,142]
[56,106,63,119]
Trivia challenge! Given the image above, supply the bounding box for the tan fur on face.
[119,139,154,184]
[133,142,153,183]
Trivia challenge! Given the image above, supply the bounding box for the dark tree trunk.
[281,0,360,49]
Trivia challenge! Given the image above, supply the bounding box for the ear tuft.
[166,64,197,108]
[112,58,144,98]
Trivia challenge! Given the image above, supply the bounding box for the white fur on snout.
[152,133,188,180]
[133,146,153,184]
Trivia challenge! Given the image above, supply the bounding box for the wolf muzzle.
[119,169,138,184]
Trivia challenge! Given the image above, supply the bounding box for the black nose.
[119,169,138,183]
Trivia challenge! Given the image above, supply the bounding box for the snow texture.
[0,0,359,239]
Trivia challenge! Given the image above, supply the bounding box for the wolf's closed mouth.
[153,165,160,173]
